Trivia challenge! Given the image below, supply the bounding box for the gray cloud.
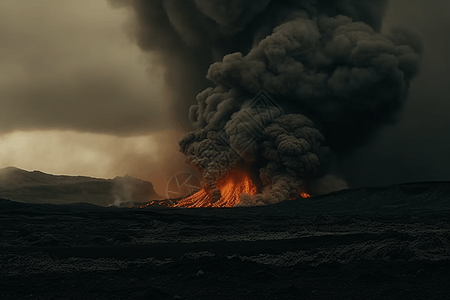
[0,0,167,135]
[239,114,325,205]
[198,15,421,151]
[110,0,397,130]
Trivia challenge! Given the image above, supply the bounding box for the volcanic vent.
[173,169,257,208]
[113,0,422,207]
[178,111,322,207]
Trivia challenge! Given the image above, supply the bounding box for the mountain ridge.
[0,167,163,206]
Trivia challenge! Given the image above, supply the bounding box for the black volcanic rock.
[1,186,450,300]
[0,167,162,206]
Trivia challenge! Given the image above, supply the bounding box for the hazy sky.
[0,0,187,194]
[0,0,449,194]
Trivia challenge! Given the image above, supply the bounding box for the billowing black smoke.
[110,0,422,205]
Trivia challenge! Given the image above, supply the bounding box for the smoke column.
[110,0,422,205]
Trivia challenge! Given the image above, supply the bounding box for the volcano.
[172,169,258,208]
[170,168,313,208]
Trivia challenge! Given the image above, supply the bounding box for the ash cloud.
[239,114,326,206]
[111,0,422,204]
[200,15,421,151]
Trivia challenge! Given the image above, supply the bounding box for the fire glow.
[173,169,257,208]
[139,169,311,208]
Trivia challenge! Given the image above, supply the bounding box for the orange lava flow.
[301,192,311,198]
[172,169,257,208]
[136,171,311,209]
[139,200,164,209]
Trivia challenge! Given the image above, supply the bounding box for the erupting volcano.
[138,168,312,208]
[173,168,312,208]
[173,169,257,208]
[138,166,313,208]
[113,0,422,208]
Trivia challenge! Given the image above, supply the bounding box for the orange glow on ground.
[137,170,312,208]
[300,192,311,198]
[172,169,257,208]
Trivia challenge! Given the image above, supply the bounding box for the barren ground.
[1,183,450,299]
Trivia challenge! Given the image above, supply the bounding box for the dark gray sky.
[0,0,449,192]
[340,0,450,187]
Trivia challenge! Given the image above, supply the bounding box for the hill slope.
[0,167,163,206]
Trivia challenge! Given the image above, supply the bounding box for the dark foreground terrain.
[1,182,450,299]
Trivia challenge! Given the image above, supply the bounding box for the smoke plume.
[111,0,422,205]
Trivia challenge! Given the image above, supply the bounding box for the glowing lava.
[137,169,312,208]
[172,169,257,208]
[139,200,164,209]
[300,192,311,198]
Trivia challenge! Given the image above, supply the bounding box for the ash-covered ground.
[1,182,450,300]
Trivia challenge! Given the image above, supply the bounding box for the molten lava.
[172,169,257,208]
[301,192,311,198]
[139,200,164,209]
[137,169,312,208]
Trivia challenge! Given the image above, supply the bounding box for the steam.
[111,0,422,204]
[111,176,134,207]
[110,175,163,207]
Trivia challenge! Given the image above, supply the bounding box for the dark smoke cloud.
[112,0,421,204]
[198,15,421,151]
[239,114,325,205]
[110,0,400,129]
